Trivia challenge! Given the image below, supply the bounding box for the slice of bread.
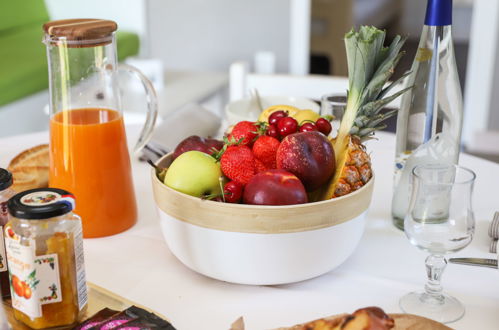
[8,144,49,192]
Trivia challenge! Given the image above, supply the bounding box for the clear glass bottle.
[6,188,87,329]
[392,0,463,230]
[0,168,16,298]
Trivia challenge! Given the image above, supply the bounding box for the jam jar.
[6,188,87,329]
[0,168,15,298]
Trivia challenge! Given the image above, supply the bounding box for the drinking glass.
[400,163,475,323]
[320,93,346,138]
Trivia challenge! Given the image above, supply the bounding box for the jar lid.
[8,188,75,220]
[0,168,13,191]
[43,19,118,47]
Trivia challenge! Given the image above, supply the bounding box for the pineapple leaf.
[354,115,370,127]
[345,27,386,102]
[362,49,406,102]
[359,86,413,118]
[367,109,398,128]
[358,127,378,137]
[379,70,413,100]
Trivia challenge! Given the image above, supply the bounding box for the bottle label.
[0,202,8,272]
[73,224,88,311]
[416,48,432,62]
[5,227,62,318]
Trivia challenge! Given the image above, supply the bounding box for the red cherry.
[223,181,244,203]
[268,111,288,126]
[266,124,280,139]
[277,117,298,137]
[316,118,332,136]
[299,122,318,133]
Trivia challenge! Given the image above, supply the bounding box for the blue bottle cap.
[425,0,453,26]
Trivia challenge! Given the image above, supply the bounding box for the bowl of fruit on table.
[151,26,410,285]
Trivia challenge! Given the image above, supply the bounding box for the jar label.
[74,224,88,311]
[21,191,61,206]
[0,202,9,272]
[0,226,7,272]
[5,228,62,318]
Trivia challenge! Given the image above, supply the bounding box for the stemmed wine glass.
[400,163,476,323]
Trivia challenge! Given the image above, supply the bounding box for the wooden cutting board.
[230,313,452,330]
[271,313,452,330]
[390,314,452,330]
[3,282,168,329]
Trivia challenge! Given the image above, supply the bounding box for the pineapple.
[322,26,412,199]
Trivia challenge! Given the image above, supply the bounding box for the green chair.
[0,0,140,107]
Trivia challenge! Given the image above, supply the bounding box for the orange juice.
[49,108,137,237]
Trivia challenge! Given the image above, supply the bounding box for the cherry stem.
[219,177,226,202]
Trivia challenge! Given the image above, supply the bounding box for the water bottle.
[391,0,463,230]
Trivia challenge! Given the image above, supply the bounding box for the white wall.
[44,0,310,74]
[146,0,299,73]
[399,0,473,42]
[462,0,499,148]
[44,0,148,54]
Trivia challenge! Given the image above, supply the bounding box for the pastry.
[286,307,394,330]
[8,144,49,192]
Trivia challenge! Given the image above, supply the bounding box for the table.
[1,129,498,330]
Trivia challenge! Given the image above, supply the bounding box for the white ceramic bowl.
[225,95,320,126]
[152,154,374,285]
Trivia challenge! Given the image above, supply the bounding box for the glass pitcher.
[43,19,158,238]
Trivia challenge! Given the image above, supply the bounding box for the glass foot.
[399,291,464,324]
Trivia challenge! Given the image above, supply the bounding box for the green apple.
[164,151,223,197]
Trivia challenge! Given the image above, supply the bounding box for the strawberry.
[220,145,256,184]
[252,135,280,169]
[254,158,268,173]
[228,121,259,146]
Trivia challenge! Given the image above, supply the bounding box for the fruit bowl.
[225,95,320,126]
[151,154,374,285]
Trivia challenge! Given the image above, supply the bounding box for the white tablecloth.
[0,129,498,330]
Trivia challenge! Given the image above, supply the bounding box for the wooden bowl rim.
[151,153,373,210]
[151,153,374,234]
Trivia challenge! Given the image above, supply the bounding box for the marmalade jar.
[6,188,87,329]
[0,168,15,298]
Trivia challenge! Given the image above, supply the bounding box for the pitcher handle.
[117,63,159,154]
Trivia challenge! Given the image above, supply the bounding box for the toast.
[7,144,49,192]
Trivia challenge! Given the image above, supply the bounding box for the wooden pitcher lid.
[43,19,117,47]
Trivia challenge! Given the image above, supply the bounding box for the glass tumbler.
[400,163,475,323]
[320,93,346,138]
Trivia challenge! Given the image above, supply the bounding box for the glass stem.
[424,254,447,304]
